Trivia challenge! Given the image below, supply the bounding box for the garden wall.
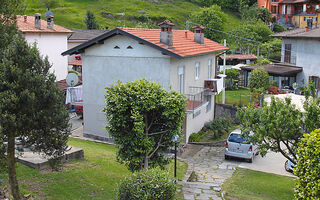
[215,103,238,122]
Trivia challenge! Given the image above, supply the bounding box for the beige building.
[62,20,227,143]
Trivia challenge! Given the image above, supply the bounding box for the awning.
[240,63,302,76]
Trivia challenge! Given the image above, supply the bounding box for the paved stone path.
[180,146,240,200]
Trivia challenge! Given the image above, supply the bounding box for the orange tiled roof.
[120,27,228,57]
[219,54,257,60]
[16,15,73,34]
[68,60,82,66]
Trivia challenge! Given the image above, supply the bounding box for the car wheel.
[247,156,253,163]
[225,155,229,160]
[285,160,291,172]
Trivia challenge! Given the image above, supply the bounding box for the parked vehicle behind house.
[225,129,257,163]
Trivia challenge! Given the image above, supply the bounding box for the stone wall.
[214,103,238,122]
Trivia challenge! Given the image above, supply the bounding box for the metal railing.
[185,86,208,111]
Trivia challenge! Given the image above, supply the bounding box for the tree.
[84,10,100,30]
[248,67,269,91]
[0,33,70,199]
[225,68,240,89]
[103,79,186,171]
[294,129,320,200]
[189,5,227,42]
[237,97,303,164]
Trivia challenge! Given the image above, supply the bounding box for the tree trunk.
[8,134,21,200]
[144,155,148,170]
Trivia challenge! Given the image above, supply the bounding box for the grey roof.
[271,26,320,39]
[68,29,109,41]
[241,63,302,76]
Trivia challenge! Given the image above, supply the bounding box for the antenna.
[66,72,79,87]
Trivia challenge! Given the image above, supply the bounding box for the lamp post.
[171,134,180,179]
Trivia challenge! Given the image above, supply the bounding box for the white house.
[17,14,72,81]
[62,20,227,143]
[272,25,320,95]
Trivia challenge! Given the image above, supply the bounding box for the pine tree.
[84,10,100,30]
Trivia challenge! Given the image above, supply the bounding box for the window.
[114,46,120,49]
[127,46,133,49]
[206,95,212,112]
[284,44,291,64]
[195,62,200,80]
[178,66,184,94]
[208,59,212,79]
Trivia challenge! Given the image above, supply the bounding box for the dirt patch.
[178,144,203,159]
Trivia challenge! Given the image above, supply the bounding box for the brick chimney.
[34,13,41,29]
[24,15,27,22]
[47,15,54,29]
[193,24,205,45]
[158,20,175,47]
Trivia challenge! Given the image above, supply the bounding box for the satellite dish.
[66,72,79,87]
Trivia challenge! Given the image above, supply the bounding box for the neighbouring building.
[62,20,228,143]
[258,0,320,28]
[67,29,109,73]
[271,25,320,95]
[16,13,72,80]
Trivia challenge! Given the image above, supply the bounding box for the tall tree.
[189,5,227,42]
[103,79,186,171]
[84,10,100,30]
[0,33,70,199]
[248,67,270,92]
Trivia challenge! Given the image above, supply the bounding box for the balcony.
[185,86,208,112]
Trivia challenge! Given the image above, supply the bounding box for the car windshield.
[228,133,249,143]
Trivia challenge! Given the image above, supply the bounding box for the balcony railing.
[185,86,208,112]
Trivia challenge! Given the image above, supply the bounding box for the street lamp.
[171,134,181,178]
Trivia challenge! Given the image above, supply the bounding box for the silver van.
[225,129,257,163]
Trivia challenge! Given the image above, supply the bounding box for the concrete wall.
[170,54,217,143]
[282,38,320,88]
[82,35,171,139]
[23,32,69,81]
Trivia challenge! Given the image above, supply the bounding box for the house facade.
[271,25,320,94]
[62,21,227,143]
[16,14,72,81]
[258,0,320,28]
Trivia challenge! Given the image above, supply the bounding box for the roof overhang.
[240,64,303,76]
[61,28,183,59]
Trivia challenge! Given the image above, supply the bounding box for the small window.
[208,59,212,79]
[127,46,133,49]
[114,46,120,49]
[195,62,200,80]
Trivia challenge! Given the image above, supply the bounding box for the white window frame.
[178,66,184,94]
[195,62,200,80]
[208,59,212,79]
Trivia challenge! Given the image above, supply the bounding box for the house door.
[179,66,184,94]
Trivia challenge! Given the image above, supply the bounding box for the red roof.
[120,28,228,57]
[68,60,82,66]
[16,15,72,34]
[219,54,257,60]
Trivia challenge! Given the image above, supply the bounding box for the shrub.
[273,24,287,33]
[209,115,232,139]
[248,68,270,91]
[268,86,279,94]
[118,169,176,200]
[294,129,320,200]
[269,80,278,87]
[189,132,202,142]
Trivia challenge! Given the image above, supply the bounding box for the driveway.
[179,145,295,200]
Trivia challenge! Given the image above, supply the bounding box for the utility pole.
[222,39,226,104]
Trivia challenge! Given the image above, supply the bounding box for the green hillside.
[24,0,241,30]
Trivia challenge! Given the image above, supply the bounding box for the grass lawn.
[223,168,295,200]
[0,138,188,200]
[216,87,252,107]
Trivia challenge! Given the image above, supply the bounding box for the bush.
[273,24,287,33]
[189,132,202,142]
[294,129,320,200]
[118,169,176,200]
[209,115,232,139]
[248,68,270,91]
[268,86,279,94]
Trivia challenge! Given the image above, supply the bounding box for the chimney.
[193,24,205,45]
[34,13,41,29]
[47,15,54,29]
[158,20,175,47]
[24,15,27,22]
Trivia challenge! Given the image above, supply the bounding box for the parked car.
[285,159,295,173]
[225,129,257,163]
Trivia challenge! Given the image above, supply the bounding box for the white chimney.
[158,20,175,47]
[193,24,205,45]
[34,13,41,29]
